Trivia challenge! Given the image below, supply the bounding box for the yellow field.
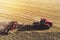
[0,0,60,31]
[0,0,60,40]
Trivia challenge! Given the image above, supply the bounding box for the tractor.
[40,17,53,30]
[0,17,53,35]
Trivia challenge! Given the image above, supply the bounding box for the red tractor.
[0,18,53,35]
[40,17,53,30]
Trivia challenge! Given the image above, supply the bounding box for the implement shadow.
[18,24,50,31]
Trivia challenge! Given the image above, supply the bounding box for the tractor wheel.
[44,25,50,30]
[41,25,50,30]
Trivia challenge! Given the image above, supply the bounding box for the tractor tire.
[44,25,50,30]
[41,25,50,30]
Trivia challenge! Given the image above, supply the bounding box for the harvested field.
[0,0,60,40]
[0,31,60,40]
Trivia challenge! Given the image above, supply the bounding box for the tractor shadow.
[18,24,50,31]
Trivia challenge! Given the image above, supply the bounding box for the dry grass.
[0,31,60,40]
[0,0,60,40]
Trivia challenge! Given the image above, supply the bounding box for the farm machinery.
[0,18,53,35]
